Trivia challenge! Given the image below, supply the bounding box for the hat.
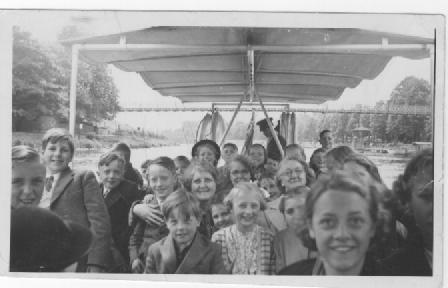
[256,118,273,131]
[10,207,93,272]
[191,139,221,161]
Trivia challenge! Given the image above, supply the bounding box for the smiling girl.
[280,170,386,275]
[212,183,275,274]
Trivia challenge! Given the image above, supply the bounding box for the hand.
[131,259,144,274]
[86,265,106,273]
[133,203,164,225]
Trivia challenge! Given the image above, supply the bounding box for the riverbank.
[12,131,174,150]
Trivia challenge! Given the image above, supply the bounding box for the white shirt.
[38,171,61,209]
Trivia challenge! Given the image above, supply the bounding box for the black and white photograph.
[0,3,445,288]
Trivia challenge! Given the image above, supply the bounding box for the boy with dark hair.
[111,142,144,189]
[39,128,112,273]
[145,189,226,274]
[98,151,144,272]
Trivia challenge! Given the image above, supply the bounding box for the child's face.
[222,146,237,164]
[249,146,265,167]
[211,204,233,229]
[264,158,279,173]
[260,177,280,199]
[99,159,124,190]
[283,196,306,235]
[229,161,251,185]
[174,160,188,179]
[285,148,300,160]
[311,152,326,171]
[191,171,216,201]
[148,164,176,201]
[232,190,261,231]
[197,146,216,165]
[42,140,73,173]
[11,161,46,209]
[166,208,199,247]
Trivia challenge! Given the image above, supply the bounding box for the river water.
[73,141,409,189]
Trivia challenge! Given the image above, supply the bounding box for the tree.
[12,27,67,131]
[386,77,431,143]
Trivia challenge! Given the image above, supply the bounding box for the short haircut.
[183,159,218,192]
[248,143,267,164]
[41,128,74,155]
[12,145,40,164]
[343,153,383,183]
[98,151,126,168]
[301,170,380,251]
[161,189,201,221]
[224,182,266,211]
[149,156,177,175]
[230,154,254,180]
[111,142,131,162]
[319,129,331,139]
[223,142,238,151]
[174,155,191,167]
[393,148,433,204]
[278,187,309,214]
[325,145,356,164]
[285,143,307,161]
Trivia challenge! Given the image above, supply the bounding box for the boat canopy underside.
[63,27,432,104]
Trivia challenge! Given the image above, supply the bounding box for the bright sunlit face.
[229,160,251,185]
[11,161,46,209]
[99,159,124,190]
[191,170,216,201]
[166,208,199,248]
[278,160,307,191]
[211,203,233,229]
[148,164,176,201]
[222,146,237,164]
[42,140,73,174]
[409,168,434,250]
[232,190,261,232]
[309,189,375,275]
[284,196,307,235]
[197,146,216,165]
[249,146,265,167]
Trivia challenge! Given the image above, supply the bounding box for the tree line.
[12,26,120,132]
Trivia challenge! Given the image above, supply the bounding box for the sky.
[6,10,433,131]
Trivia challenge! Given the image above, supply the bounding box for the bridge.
[120,104,431,116]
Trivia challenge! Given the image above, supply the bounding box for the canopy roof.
[64,27,433,104]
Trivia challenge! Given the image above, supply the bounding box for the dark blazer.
[50,167,112,271]
[279,254,389,276]
[145,233,227,274]
[381,236,432,276]
[267,134,286,161]
[102,180,144,266]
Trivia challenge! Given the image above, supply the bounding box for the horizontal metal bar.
[153,81,247,89]
[119,106,431,115]
[77,43,432,54]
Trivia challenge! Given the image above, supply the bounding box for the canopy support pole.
[257,93,285,157]
[429,41,435,143]
[69,44,80,137]
[218,95,245,147]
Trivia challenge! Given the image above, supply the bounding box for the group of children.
[10,127,435,276]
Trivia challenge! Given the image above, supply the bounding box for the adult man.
[256,118,286,162]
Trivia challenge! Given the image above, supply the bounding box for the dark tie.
[45,176,54,192]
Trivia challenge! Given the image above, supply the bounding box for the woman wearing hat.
[256,118,286,163]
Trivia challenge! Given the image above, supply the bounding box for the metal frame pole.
[257,93,285,157]
[69,44,80,137]
[218,95,245,146]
